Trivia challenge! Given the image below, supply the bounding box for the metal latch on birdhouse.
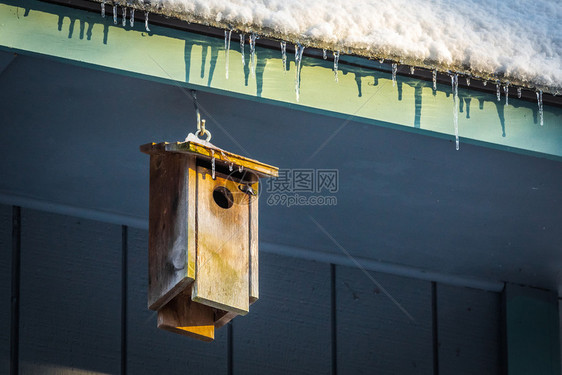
[140,134,278,342]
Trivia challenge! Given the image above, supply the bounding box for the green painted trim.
[503,284,561,375]
[1,0,562,160]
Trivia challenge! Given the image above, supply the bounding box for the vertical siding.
[19,209,122,374]
[437,284,501,375]
[0,205,11,373]
[336,265,433,375]
[233,252,331,375]
[126,228,228,374]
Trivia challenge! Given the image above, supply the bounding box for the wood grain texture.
[437,284,501,375]
[127,228,228,375]
[19,209,121,374]
[158,291,215,342]
[337,265,433,375]
[193,167,249,315]
[233,252,331,375]
[0,205,11,374]
[148,153,195,310]
[249,181,259,303]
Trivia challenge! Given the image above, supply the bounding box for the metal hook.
[190,90,211,142]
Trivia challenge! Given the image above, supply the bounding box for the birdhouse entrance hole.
[213,186,234,209]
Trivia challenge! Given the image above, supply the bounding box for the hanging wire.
[190,90,211,142]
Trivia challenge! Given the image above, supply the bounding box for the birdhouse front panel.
[192,166,250,315]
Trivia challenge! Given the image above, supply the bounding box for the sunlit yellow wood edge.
[140,142,279,178]
[2,0,561,161]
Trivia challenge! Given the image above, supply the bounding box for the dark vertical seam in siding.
[121,225,128,375]
[431,281,439,375]
[228,321,233,375]
[500,284,508,375]
[331,264,337,375]
[10,206,21,375]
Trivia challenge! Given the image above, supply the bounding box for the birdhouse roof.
[140,139,279,178]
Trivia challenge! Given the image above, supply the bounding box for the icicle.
[409,66,415,75]
[496,82,501,101]
[240,33,245,66]
[333,51,340,82]
[224,30,232,79]
[517,87,522,98]
[432,69,437,91]
[483,81,487,86]
[211,150,216,180]
[466,77,471,86]
[451,74,459,150]
[294,43,305,102]
[322,49,327,60]
[113,4,118,25]
[130,8,134,27]
[144,11,150,32]
[504,84,509,105]
[249,33,257,78]
[536,90,543,126]
[238,165,244,173]
[122,7,126,27]
[229,162,234,172]
[280,41,287,71]
[101,1,105,17]
[391,63,398,87]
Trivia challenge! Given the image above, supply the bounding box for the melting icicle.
[229,162,234,172]
[224,30,232,79]
[536,90,543,126]
[122,7,127,27]
[280,41,287,71]
[323,49,327,60]
[504,84,509,105]
[240,33,245,66]
[113,4,118,25]
[409,66,415,75]
[466,77,471,86]
[294,43,305,102]
[496,82,501,101]
[333,51,340,82]
[130,8,134,27]
[101,1,105,17]
[144,11,150,32]
[451,74,459,150]
[517,87,522,98]
[432,69,437,91]
[211,150,216,180]
[249,33,257,78]
[391,63,398,87]
[238,165,244,173]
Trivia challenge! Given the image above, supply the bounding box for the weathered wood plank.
[193,167,249,315]
[249,181,259,303]
[19,209,121,374]
[437,284,501,375]
[127,228,228,374]
[147,153,195,310]
[0,204,11,374]
[337,265,433,374]
[233,252,331,375]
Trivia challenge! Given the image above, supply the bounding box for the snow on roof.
[105,0,562,93]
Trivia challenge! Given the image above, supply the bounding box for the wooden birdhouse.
[140,135,278,342]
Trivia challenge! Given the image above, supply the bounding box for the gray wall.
[1,204,504,374]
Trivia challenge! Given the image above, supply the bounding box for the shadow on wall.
[22,0,544,139]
